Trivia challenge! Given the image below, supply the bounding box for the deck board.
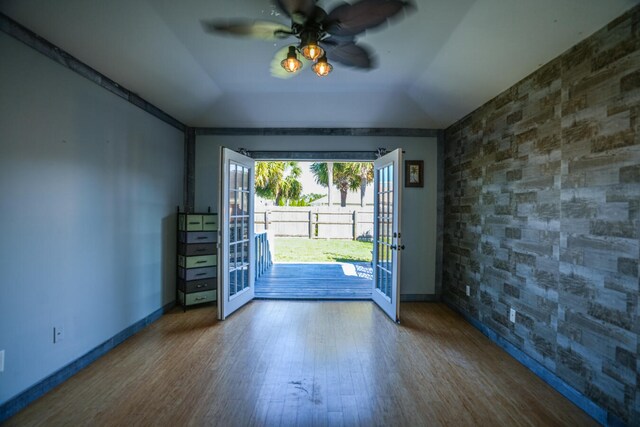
[255,262,373,299]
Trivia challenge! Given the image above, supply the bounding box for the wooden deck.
[255,262,373,299]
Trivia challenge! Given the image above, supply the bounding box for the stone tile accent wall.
[443,6,639,424]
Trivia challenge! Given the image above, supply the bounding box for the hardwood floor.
[6,302,595,426]
[255,263,373,299]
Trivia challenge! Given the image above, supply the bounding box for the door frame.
[218,149,403,320]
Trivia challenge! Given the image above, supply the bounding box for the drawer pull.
[195,297,206,301]
[196,236,207,240]
[196,260,207,264]
[189,221,200,224]
[196,273,207,277]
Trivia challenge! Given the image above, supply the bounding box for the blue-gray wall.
[194,135,440,297]
[443,6,639,424]
[0,32,183,404]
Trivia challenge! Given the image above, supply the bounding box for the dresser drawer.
[186,214,203,231]
[178,290,216,306]
[179,214,206,231]
[179,232,216,244]
[179,266,216,281]
[202,214,218,231]
[178,255,216,268]
[178,278,216,293]
[179,243,216,256]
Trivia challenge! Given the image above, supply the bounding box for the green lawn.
[274,237,373,262]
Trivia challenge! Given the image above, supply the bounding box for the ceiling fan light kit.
[204,0,413,78]
[282,44,333,76]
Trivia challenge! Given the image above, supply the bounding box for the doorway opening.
[253,160,374,299]
[218,148,402,322]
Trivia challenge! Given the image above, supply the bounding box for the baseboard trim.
[443,300,625,426]
[0,301,175,423]
[401,294,440,302]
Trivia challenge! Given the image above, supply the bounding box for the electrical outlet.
[509,308,516,323]
[0,350,4,372]
[465,285,470,297]
[53,327,63,343]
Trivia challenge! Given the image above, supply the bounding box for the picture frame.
[405,160,424,188]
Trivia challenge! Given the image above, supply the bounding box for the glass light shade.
[301,43,324,61]
[281,46,302,73]
[312,55,333,77]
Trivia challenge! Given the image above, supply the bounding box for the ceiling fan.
[202,0,414,78]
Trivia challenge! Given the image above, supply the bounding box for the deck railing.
[255,231,273,279]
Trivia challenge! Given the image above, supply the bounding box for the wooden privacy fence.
[255,207,374,240]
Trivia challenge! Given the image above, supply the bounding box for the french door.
[371,149,403,322]
[218,148,255,320]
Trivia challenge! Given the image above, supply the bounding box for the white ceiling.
[1,0,638,128]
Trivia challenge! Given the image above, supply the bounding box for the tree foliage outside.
[311,162,374,207]
[288,193,325,206]
[356,162,374,207]
[255,161,303,205]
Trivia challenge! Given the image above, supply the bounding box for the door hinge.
[375,147,388,158]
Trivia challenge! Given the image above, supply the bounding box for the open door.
[372,149,403,322]
[218,148,255,320]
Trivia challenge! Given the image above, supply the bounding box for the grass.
[274,237,373,262]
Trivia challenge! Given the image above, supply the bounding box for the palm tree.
[311,162,363,207]
[255,161,303,205]
[356,163,374,207]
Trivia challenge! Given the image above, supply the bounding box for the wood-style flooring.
[6,302,596,426]
[255,263,373,299]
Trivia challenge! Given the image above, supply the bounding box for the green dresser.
[177,212,218,309]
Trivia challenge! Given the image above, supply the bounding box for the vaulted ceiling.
[2,0,638,128]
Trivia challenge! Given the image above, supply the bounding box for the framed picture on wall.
[405,160,424,187]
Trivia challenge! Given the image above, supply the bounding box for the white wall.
[0,33,183,404]
[195,135,438,296]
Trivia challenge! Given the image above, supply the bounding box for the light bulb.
[280,46,302,73]
[301,43,324,61]
[312,55,333,77]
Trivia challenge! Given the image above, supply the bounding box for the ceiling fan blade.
[274,0,317,24]
[325,43,375,69]
[309,6,327,24]
[321,35,356,47]
[201,19,292,40]
[325,0,411,37]
[270,46,312,79]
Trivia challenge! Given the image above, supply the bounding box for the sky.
[298,162,326,196]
